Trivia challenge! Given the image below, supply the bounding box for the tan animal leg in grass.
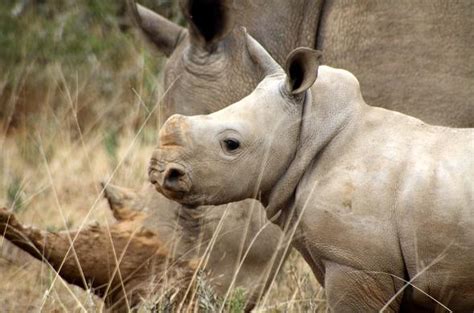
[324,262,403,313]
[0,207,194,312]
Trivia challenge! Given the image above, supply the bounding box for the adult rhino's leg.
[324,262,403,312]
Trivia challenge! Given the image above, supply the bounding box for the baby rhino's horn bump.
[160,114,188,147]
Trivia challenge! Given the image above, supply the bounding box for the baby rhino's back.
[357,108,474,311]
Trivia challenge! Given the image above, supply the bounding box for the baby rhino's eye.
[222,138,240,152]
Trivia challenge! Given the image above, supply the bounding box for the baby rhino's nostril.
[166,168,184,181]
[163,167,187,192]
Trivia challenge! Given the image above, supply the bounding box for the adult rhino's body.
[150,36,474,311]
[134,0,473,127]
[315,0,474,127]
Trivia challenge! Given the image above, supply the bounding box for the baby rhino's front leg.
[324,262,403,312]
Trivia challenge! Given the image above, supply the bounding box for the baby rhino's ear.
[284,48,322,95]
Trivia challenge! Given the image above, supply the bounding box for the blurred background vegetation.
[0,0,183,136]
[0,0,184,224]
[0,3,187,308]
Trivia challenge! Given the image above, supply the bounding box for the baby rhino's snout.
[149,115,192,200]
[149,157,192,197]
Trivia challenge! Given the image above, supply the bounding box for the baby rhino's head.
[149,35,321,207]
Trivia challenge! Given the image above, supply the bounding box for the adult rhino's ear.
[129,1,185,57]
[245,31,283,76]
[284,48,322,95]
[180,0,234,51]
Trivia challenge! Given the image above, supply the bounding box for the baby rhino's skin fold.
[150,34,474,312]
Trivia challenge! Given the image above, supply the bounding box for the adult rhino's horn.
[244,30,283,77]
[101,182,140,221]
[129,1,185,57]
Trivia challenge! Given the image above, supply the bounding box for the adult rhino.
[129,0,319,120]
[0,184,286,311]
[132,0,473,127]
[149,35,474,312]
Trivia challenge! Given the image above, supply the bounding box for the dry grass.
[0,39,324,313]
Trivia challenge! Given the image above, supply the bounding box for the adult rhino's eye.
[222,139,240,152]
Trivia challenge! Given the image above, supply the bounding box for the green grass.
[7,176,24,212]
[104,128,120,165]
[0,0,174,135]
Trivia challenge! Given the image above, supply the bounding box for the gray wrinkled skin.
[317,0,474,127]
[150,35,474,312]
[135,0,321,120]
[135,0,472,127]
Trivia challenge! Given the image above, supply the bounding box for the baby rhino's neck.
[263,66,365,223]
[311,66,365,128]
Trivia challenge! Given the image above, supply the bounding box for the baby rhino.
[149,34,474,312]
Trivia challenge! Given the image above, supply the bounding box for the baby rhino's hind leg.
[324,262,403,312]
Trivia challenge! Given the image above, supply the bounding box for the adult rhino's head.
[149,34,321,207]
[131,0,266,120]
